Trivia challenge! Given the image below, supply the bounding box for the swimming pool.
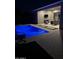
[16,25,48,38]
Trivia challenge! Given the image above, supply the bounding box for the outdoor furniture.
[44,20,49,24]
[54,21,59,25]
[50,21,54,25]
[50,21,59,25]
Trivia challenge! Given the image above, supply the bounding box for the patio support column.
[59,2,63,30]
[59,1,63,40]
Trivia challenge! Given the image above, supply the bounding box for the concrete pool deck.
[20,24,63,59]
[31,24,59,30]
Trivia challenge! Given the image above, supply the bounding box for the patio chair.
[53,21,59,25]
[50,21,54,25]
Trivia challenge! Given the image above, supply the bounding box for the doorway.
[53,12,60,25]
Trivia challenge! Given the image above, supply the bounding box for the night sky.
[16,0,61,11]
[15,0,61,24]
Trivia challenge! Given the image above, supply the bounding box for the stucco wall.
[37,11,54,24]
[37,6,61,24]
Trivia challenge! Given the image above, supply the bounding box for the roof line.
[32,1,62,12]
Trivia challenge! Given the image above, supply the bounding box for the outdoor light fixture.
[39,11,44,13]
[53,10,59,13]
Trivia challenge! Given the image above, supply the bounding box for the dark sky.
[15,0,62,24]
[16,0,61,12]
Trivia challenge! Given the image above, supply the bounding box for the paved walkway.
[23,25,63,59]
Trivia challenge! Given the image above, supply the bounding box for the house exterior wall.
[37,6,61,24]
[37,11,54,24]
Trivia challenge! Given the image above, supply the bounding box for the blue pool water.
[16,25,48,38]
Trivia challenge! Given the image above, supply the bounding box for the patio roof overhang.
[32,1,62,12]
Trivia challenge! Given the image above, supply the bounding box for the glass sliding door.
[53,12,60,25]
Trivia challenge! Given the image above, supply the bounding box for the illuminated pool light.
[16,25,48,38]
